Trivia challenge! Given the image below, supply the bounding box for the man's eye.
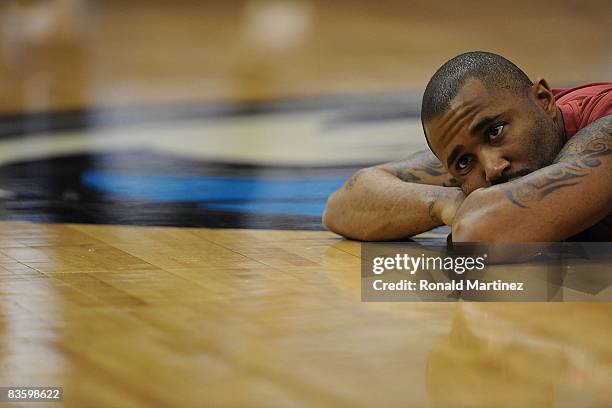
[487,124,504,141]
[457,155,472,170]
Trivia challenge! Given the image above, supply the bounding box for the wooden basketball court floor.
[0,1,611,406]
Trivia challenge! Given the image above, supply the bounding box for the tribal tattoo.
[392,150,459,187]
[344,150,459,191]
[502,115,612,208]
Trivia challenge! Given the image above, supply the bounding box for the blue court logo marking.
[82,170,346,217]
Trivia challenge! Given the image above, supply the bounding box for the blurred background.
[1,0,610,111]
[0,0,610,228]
[0,3,611,406]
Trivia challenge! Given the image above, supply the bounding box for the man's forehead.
[450,78,493,109]
[426,79,505,159]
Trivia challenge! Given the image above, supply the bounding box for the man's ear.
[530,78,556,118]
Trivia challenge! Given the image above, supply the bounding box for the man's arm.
[323,150,465,240]
[452,115,612,242]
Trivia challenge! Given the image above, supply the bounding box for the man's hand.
[323,150,461,240]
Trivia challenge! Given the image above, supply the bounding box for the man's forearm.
[453,163,611,242]
[323,168,464,241]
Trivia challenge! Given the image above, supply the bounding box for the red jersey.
[553,82,612,139]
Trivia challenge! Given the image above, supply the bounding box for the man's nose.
[481,152,510,184]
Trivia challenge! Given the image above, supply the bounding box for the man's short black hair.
[421,51,533,130]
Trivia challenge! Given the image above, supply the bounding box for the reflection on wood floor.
[0,222,611,406]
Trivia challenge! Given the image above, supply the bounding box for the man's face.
[425,78,563,194]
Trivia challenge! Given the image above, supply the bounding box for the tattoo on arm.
[392,151,459,187]
[424,190,442,223]
[345,169,364,191]
[394,159,445,181]
[502,115,612,208]
[345,150,459,192]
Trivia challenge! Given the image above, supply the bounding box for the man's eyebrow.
[470,113,502,135]
[446,144,464,168]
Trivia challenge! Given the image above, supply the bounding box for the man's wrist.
[436,188,466,226]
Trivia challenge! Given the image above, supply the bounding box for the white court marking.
[0,111,427,166]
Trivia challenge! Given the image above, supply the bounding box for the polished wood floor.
[0,1,611,407]
[1,222,611,407]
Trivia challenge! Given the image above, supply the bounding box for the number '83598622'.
[2,387,63,401]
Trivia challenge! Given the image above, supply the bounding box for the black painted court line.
[0,151,364,230]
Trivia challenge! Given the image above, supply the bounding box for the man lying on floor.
[323,51,611,242]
